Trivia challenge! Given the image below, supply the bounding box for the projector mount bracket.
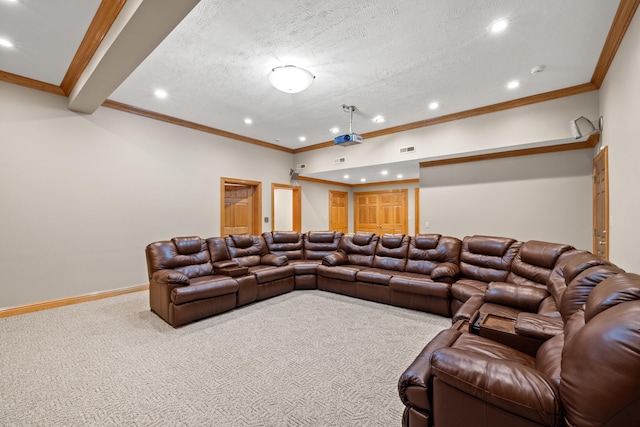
[341,104,357,134]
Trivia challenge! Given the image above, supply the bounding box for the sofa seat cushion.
[389,273,450,298]
[171,276,238,305]
[399,329,535,415]
[357,268,395,285]
[317,264,367,281]
[249,265,295,284]
[289,260,320,275]
[452,278,488,302]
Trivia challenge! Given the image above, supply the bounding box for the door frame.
[592,146,609,259]
[271,183,301,231]
[220,177,262,236]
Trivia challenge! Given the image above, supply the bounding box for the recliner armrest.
[151,269,189,286]
[260,253,288,266]
[485,282,549,312]
[212,260,239,269]
[515,313,564,340]
[431,262,460,283]
[452,294,484,323]
[322,251,348,266]
[431,347,561,426]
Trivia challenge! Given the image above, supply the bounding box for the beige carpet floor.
[0,290,450,426]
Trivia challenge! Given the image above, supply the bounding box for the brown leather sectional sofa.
[145,231,640,426]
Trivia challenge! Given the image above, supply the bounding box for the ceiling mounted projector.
[334,104,363,147]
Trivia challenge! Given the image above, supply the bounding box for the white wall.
[298,180,351,232]
[0,82,294,307]
[294,91,600,175]
[599,9,640,272]
[420,149,593,250]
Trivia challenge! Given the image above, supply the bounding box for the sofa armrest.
[213,260,239,269]
[260,253,288,266]
[150,269,189,286]
[515,313,564,340]
[485,282,549,312]
[452,294,484,323]
[431,347,561,426]
[322,251,348,266]
[431,262,460,283]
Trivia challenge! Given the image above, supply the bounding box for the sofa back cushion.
[225,234,268,267]
[145,236,213,279]
[507,240,574,290]
[373,234,410,271]
[560,274,640,427]
[262,231,304,260]
[340,232,379,267]
[304,231,343,260]
[206,236,231,262]
[459,235,521,283]
[559,263,624,322]
[405,234,461,275]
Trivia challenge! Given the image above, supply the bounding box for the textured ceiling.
[0,0,621,159]
[109,0,619,150]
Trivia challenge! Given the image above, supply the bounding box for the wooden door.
[379,190,407,234]
[329,190,349,233]
[593,147,609,259]
[354,189,408,234]
[224,185,253,235]
[355,193,379,233]
[221,178,262,236]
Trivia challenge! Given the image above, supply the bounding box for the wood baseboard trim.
[0,284,149,318]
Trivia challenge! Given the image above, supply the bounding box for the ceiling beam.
[67,0,200,114]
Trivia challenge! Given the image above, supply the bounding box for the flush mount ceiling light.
[0,38,14,48]
[489,18,509,33]
[268,65,315,93]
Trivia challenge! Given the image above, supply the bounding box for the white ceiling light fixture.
[298,136,306,142]
[244,118,252,125]
[489,18,509,33]
[154,88,168,99]
[506,80,520,89]
[372,115,385,123]
[428,101,439,110]
[0,38,14,48]
[268,65,315,93]
[330,127,340,134]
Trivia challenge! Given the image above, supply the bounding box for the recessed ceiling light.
[0,38,14,48]
[298,136,306,142]
[372,115,385,123]
[429,101,439,110]
[343,174,349,179]
[506,80,520,89]
[397,174,403,179]
[360,178,366,182]
[154,89,168,99]
[244,118,252,125]
[381,170,388,175]
[330,127,340,134]
[489,18,508,33]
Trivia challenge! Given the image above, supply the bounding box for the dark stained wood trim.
[0,284,148,318]
[60,0,127,96]
[420,134,600,168]
[293,84,598,154]
[0,70,65,96]
[591,0,640,88]
[103,99,294,153]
